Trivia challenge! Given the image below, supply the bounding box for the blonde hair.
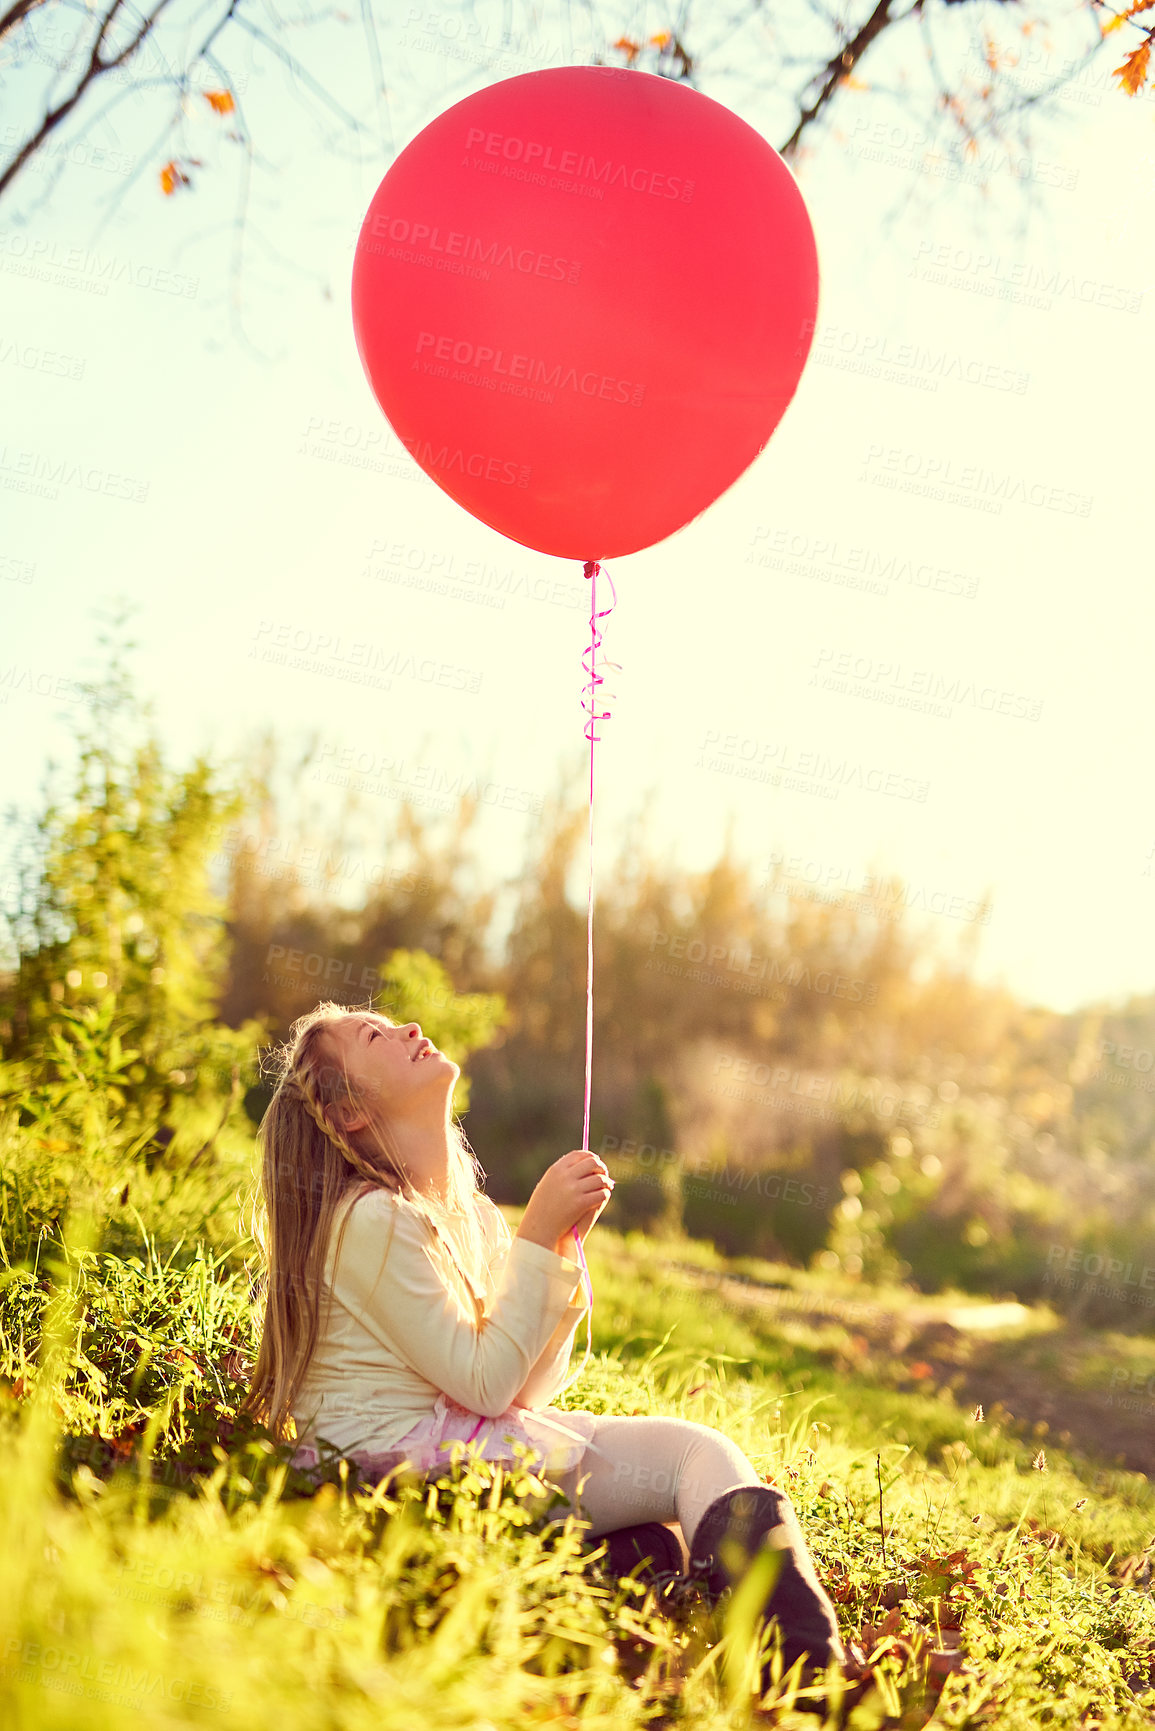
[241,999,488,1441]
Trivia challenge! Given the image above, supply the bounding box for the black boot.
[586,1520,684,1590]
[688,1486,846,1690]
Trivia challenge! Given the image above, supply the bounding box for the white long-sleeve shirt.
[291,1184,590,1458]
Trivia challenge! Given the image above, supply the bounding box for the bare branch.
[81,0,242,233]
[200,41,273,356]
[358,0,391,155]
[0,0,1126,303]
[231,8,369,133]
[0,0,175,196]
[0,0,50,38]
[780,0,922,156]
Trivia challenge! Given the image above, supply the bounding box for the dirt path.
[670,1261,1155,1479]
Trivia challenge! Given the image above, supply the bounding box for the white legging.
[550,1413,763,1551]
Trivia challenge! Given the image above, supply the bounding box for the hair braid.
[282,1062,401,1200]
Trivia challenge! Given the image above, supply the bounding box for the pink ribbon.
[463,560,615,1448]
[573,557,616,1321]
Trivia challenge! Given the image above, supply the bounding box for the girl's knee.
[684,1419,731,1445]
[679,1418,755,1465]
[639,1417,727,1452]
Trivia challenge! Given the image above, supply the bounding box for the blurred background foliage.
[2,624,1153,1326]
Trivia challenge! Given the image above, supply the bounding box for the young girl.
[243,1002,857,1691]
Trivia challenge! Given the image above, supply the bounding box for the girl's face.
[323,1013,459,1131]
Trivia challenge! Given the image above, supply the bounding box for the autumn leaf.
[1107,0,1155,27]
[204,89,235,115]
[164,1345,204,1378]
[1114,39,1152,92]
[613,35,640,62]
[909,1360,934,1379]
[860,1605,911,1662]
[159,158,197,195]
[841,74,870,90]
[913,1548,981,1594]
[649,31,672,49]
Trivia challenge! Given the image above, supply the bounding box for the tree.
[0,604,267,1167]
[214,728,499,1043]
[0,0,1132,303]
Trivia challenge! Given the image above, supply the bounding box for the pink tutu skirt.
[292,1394,602,1484]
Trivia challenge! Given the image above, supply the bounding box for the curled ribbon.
[561,557,617,1394]
[464,560,617,1444]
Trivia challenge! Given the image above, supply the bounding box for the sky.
[2,1,1154,1016]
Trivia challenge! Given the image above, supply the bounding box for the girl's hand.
[567,1182,614,1248]
[516,1150,614,1252]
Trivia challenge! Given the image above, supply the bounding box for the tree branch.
[0,0,175,197]
[0,0,49,39]
[780,0,921,156]
[232,9,370,133]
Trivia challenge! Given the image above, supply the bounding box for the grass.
[1,1165,1155,1728]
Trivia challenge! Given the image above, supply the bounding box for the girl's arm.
[513,1300,587,1409]
[479,1200,589,1410]
[332,1191,586,1419]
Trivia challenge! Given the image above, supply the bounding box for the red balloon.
[352,67,819,561]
